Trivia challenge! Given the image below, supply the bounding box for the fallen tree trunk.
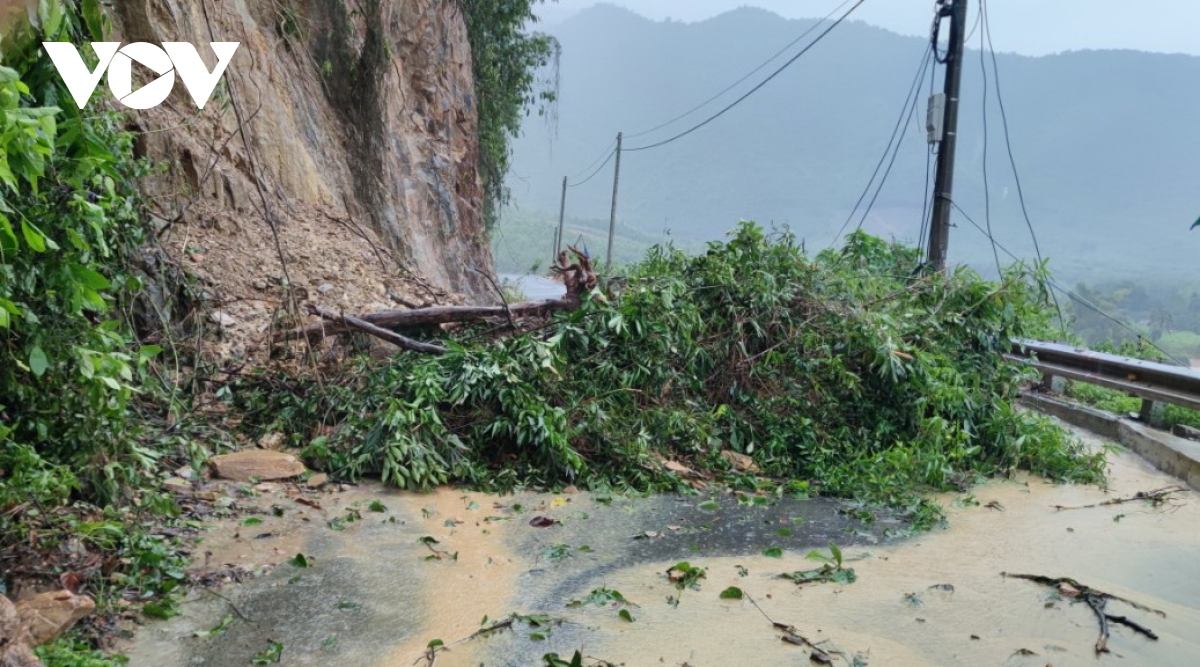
[279,299,579,343]
[275,246,598,351]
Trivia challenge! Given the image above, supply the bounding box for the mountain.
[502,4,1200,286]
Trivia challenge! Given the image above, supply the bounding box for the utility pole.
[606,132,623,270]
[926,0,968,271]
[554,175,567,258]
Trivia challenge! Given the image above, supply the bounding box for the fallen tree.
[275,246,598,347]
[236,224,1105,526]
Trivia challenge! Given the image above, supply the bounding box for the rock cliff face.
[112,0,492,356]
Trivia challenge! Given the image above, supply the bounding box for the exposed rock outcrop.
[111,0,492,357]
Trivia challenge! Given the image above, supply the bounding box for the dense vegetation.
[241,224,1103,527]
[1,3,193,663]
[459,0,558,225]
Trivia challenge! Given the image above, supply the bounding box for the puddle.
[126,428,1200,667]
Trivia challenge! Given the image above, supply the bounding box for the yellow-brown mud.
[392,436,1200,667]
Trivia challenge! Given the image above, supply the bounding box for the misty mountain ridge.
[503,4,1200,286]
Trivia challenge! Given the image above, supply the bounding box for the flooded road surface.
[127,428,1200,666]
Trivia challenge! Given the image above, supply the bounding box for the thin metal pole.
[927,0,968,271]
[606,132,622,270]
[555,175,567,258]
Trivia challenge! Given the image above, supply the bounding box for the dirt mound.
[164,199,461,361]
[111,0,495,359]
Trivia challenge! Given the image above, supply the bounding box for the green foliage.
[0,1,191,649]
[459,0,558,225]
[36,638,128,667]
[0,0,161,508]
[239,224,1103,520]
[780,543,856,585]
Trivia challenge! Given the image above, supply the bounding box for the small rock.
[562,485,579,495]
[306,473,329,489]
[317,283,335,294]
[175,465,196,480]
[162,478,192,494]
[719,450,760,473]
[15,590,96,647]
[209,311,236,328]
[257,432,285,450]
[254,483,281,494]
[208,450,306,482]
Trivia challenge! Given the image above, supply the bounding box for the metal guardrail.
[1006,339,1200,425]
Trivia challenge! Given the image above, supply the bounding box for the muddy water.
[127,430,1200,667]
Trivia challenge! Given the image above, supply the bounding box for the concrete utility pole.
[606,132,623,270]
[554,175,567,258]
[927,0,968,271]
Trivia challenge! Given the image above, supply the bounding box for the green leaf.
[20,219,47,252]
[426,639,444,649]
[251,640,283,665]
[193,613,234,638]
[698,500,720,511]
[81,0,107,38]
[618,608,634,622]
[762,546,783,558]
[28,346,48,377]
[241,517,263,526]
[0,213,16,249]
[369,500,388,512]
[70,263,111,290]
[719,586,744,600]
[288,553,312,568]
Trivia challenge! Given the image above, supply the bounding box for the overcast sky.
[535,1,1200,57]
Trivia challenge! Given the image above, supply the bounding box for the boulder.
[208,450,306,482]
[16,590,96,647]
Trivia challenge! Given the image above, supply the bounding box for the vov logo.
[41,42,240,110]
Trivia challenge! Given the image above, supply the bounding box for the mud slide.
[127,427,1200,666]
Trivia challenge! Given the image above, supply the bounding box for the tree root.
[1003,572,1164,654]
[1051,485,1186,511]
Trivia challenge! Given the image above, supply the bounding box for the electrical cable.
[566,138,616,179]
[567,147,616,188]
[851,49,931,235]
[915,54,938,261]
[626,0,855,141]
[979,2,1002,276]
[623,0,868,153]
[829,43,932,248]
[980,0,1064,333]
[950,198,1188,366]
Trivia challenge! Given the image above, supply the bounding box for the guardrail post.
[1139,399,1166,429]
[1042,372,1066,394]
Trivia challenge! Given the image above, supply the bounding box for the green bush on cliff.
[459,0,558,225]
[242,224,1104,525]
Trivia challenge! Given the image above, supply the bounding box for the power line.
[950,198,1188,366]
[851,49,931,235]
[626,0,856,141]
[567,147,616,188]
[916,55,938,261]
[978,2,1001,276]
[830,43,932,247]
[623,0,868,153]
[980,0,1062,331]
